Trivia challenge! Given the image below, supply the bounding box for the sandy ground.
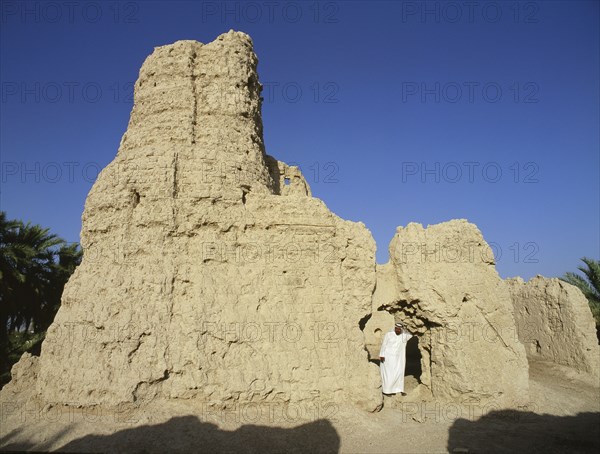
[1,359,598,453]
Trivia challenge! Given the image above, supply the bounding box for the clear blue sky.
[1,0,598,280]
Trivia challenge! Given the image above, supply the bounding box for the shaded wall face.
[37,33,382,411]
[507,277,600,382]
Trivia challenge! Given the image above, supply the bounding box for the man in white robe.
[379,322,413,395]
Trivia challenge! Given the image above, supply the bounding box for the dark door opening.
[405,335,422,382]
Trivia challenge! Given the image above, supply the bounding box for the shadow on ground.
[1,415,340,453]
[448,410,600,453]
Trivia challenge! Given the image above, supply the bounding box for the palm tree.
[15,222,63,331]
[560,257,600,333]
[1,212,83,387]
[561,258,600,304]
[0,212,26,346]
[0,211,82,354]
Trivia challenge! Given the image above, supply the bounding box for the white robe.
[379,330,413,394]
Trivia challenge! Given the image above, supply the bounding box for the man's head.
[394,322,404,335]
